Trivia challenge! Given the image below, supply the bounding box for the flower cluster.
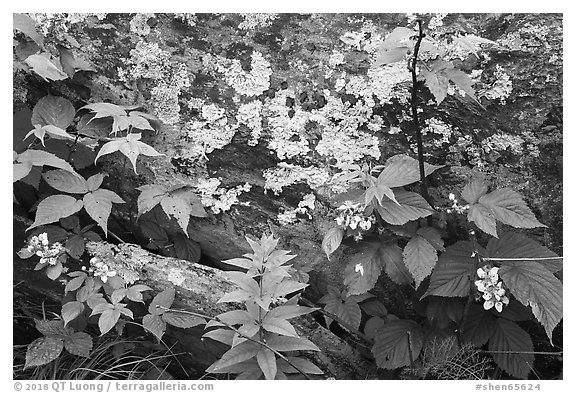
[277,193,316,225]
[474,266,509,312]
[85,257,117,283]
[197,178,252,214]
[26,233,65,266]
[217,51,272,97]
[446,193,470,214]
[335,201,375,231]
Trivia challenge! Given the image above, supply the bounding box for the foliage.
[204,235,321,380]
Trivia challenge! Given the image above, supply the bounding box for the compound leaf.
[403,235,438,288]
[97,309,121,335]
[136,184,167,218]
[264,334,320,352]
[375,190,434,225]
[461,179,489,205]
[468,203,498,238]
[17,149,75,173]
[24,337,64,369]
[83,189,124,236]
[95,133,164,174]
[61,301,85,326]
[377,155,443,188]
[149,288,175,315]
[479,189,546,229]
[459,304,495,346]
[372,319,424,369]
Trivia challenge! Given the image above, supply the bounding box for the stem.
[158,306,313,380]
[66,133,80,162]
[482,257,562,262]
[409,20,432,206]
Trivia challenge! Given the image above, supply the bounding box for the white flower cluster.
[197,178,252,214]
[480,65,513,104]
[335,201,374,231]
[277,193,316,225]
[218,51,273,97]
[85,257,117,283]
[263,163,330,195]
[446,192,470,214]
[184,103,237,160]
[475,266,509,312]
[422,118,455,147]
[236,101,264,146]
[26,233,65,266]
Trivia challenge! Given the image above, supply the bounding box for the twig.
[482,257,562,262]
[156,306,314,380]
[409,20,432,206]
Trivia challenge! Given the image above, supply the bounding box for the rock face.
[13,13,562,378]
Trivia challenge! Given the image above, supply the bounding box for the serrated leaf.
[261,317,298,337]
[403,235,438,288]
[364,316,386,339]
[31,95,75,129]
[13,14,44,46]
[62,301,85,326]
[416,227,445,251]
[24,337,64,369]
[375,190,434,225]
[426,297,465,330]
[486,232,562,272]
[25,54,68,81]
[142,314,166,341]
[43,169,89,194]
[423,241,479,299]
[173,233,201,262]
[83,189,124,236]
[28,195,83,230]
[498,261,562,343]
[489,318,534,379]
[35,319,72,337]
[461,179,489,205]
[162,311,205,328]
[344,240,396,295]
[322,227,344,260]
[64,332,92,357]
[468,203,498,237]
[278,357,324,374]
[460,304,496,346]
[372,319,424,369]
[479,189,547,229]
[265,335,320,352]
[377,155,444,188]
[17,149,75,173]
[257,348,277,380]
[149,288,175,315]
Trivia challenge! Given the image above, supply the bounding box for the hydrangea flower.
[335,201,375,232]
[26,233,65,266]
[89,257,117,283]
[475,266,509,312]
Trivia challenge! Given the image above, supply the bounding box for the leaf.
[486,232,562,272]
[17,149,75,173]
[83,189,124,236]
[374,46,410,67]
[468,203,498,237]
[257,348,277,380]
[162,311,205,328]
[383,243,413,285]
[28,195,84,230]
[202,328,235,346]
[98,309,121,335]
[46,262,64,280]
[479,189,547,229]
[372,319,424,369]
[444,68,477,101]
[272,280,308,298]
[461,179,489,205]
[149,288,176,315]
[57,45,76,78]
[95,133,164,174]
[24,337,64,369]
[64,332,92,357]
[207,310,253,328]
[222,257,255,270]
[322,227,344,260]
[277,357,323,374]
[375,190,434,225]
[82,102,127,120]
[76,114,113,140]
[13,14,44,46]
[35,319,72,337]
[423,241,479,299]
[460,304,496,346]
[86,173,105,192]
[361,300,388,317]
[223,272,260,296]
[320,287,362,330]
[142,314,166,341]
[498,261,562,343]
[377,155,444,188]
[140,220,168,241]
[364,316,386,339]
[266,305,316,320]
[489,318,534,379]
[261,317,299,337]
[265,334,320,352]
[416,227,445,251]
[110,288,127,305]
[31,95,75,129]
[137,184,167,218]
[426,297,464,329]
[160,195,193,235]
[421,67,450,105]
[173,233,201,262]
[380,27,416,50]
[61,301,85,326]
[43,169,89,194]
[25,54,68,81]
[208,341,261,372]
[13,162,32,182]
[403,235,438,288]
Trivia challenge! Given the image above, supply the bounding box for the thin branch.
[409,19,432,206]
[482,257,562,262]
[480,350,563,356]
[157,306,314,380]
